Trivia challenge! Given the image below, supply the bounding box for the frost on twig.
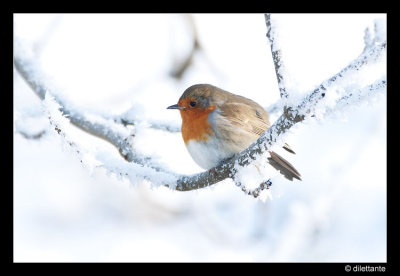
[265,14,289,102]
[42,93,178,185]
[362,18,386,54]
[295,41,386,121]
[14,16,386,196]
[13,53,174,180]
[326,78,386,115]
[233,174,272,199]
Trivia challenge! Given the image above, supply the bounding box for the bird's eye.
[190,101,196,107]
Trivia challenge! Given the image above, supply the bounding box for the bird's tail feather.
[268,151,301,181]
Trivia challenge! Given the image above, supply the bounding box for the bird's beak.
[167,104,184,110]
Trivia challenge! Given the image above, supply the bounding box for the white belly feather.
[185,138,232,170]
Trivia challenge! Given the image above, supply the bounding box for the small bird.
[167,84,301,181]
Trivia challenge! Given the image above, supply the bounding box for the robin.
[167,84,301,181]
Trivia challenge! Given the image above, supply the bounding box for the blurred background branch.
[169,14,201,80]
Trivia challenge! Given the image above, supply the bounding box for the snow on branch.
[14,56,127,146]
[14,16,386,197]
[293,41,386,121]
[265,14,289,102]
[14,52,178,186]
[326,78,386,115]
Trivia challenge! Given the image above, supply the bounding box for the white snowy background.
[13,14,386,262]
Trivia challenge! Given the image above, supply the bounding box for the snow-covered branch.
[14,16,386,196]
[326,78,386,115]
[13,55,171,177]
[294,41,386,120]
[265,14,289,102]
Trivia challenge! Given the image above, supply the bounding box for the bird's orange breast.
[179,99,216,144]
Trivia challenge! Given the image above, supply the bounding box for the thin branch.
[233,175,273,198]
[362,18,386,55]
[265,14,288,101]
[294,41,386,120]
[363,25,374,53]
[327,78,386,114]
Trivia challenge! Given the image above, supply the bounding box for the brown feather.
[268,151,301,181]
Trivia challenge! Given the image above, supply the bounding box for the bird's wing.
[218,99,270,137]
[216,94,297,154]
